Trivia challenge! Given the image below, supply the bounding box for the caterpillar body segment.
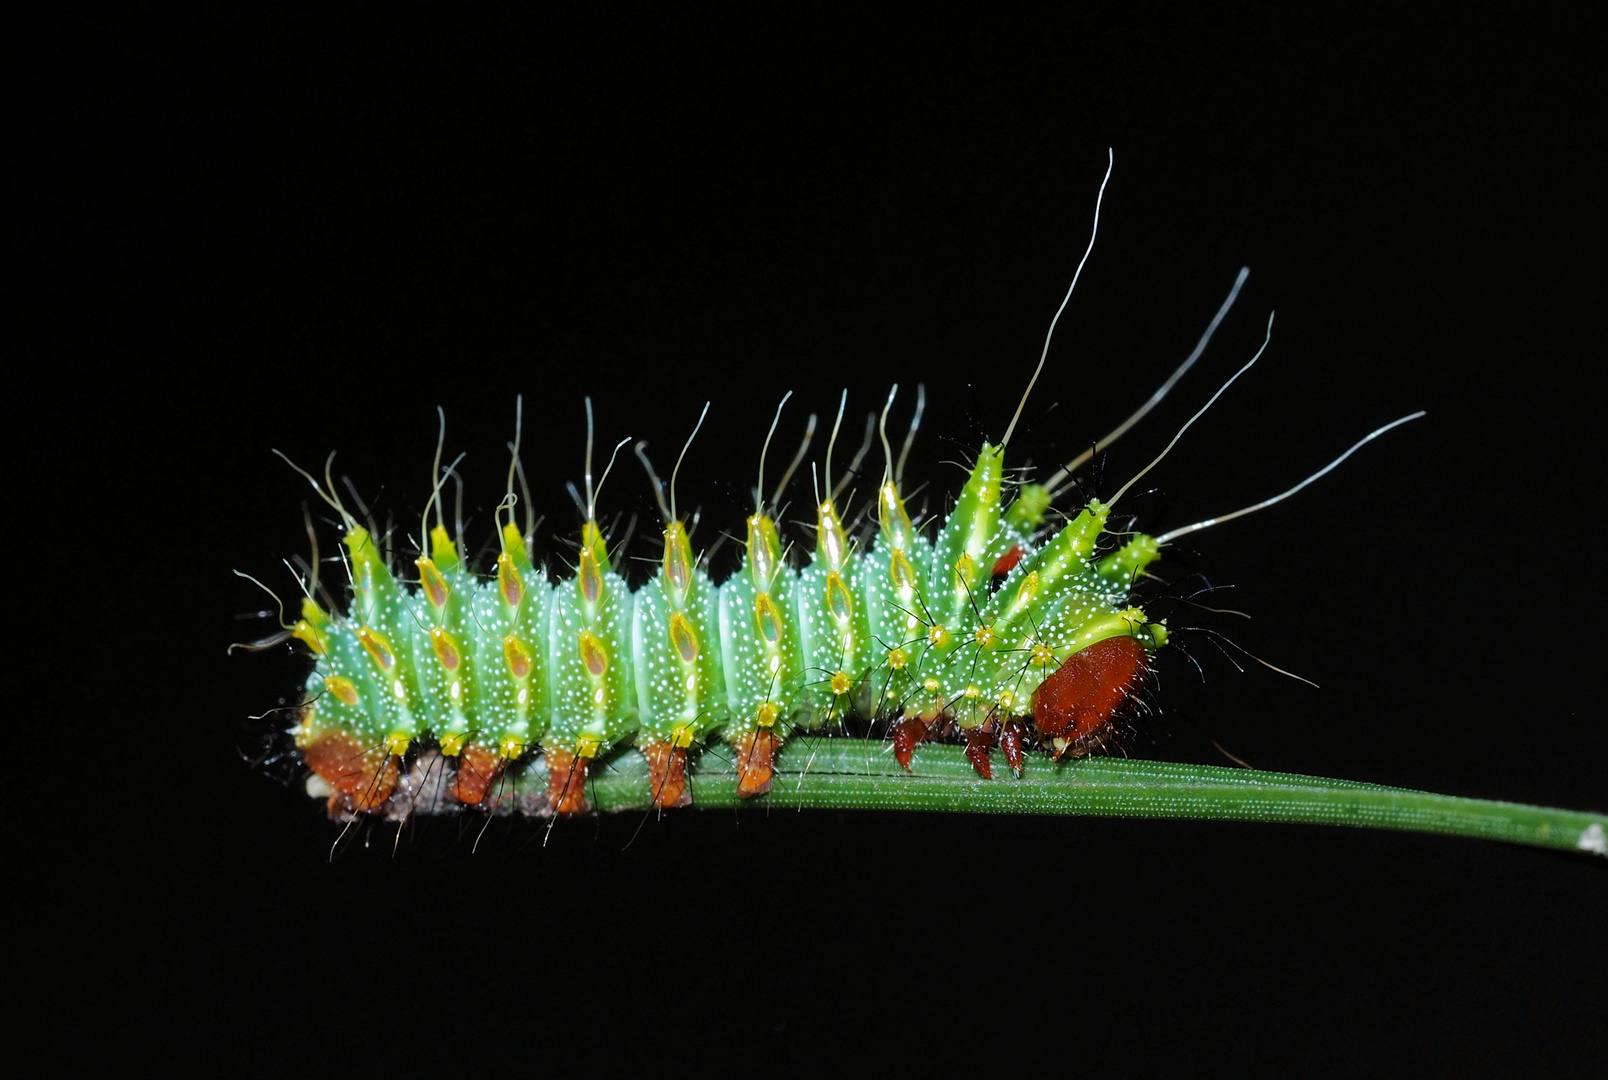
[717,512,803,796]
[545,521,635,812]
[634,520,720,807]
[454,529,551,803]
[290,428,1170,819]
[856,475,937,730]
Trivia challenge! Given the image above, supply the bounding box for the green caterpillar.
[259,298,1421,822]
[275,386,1170,818]
[248,160,1422,824]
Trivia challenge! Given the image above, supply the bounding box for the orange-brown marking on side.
[733,729,778,797]
[642,741,693,808]
[304,732,398,814]
[451,744,506,806]
[545,748,591,815]
[1030,635,1148,755]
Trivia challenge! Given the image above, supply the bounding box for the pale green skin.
[294,441,1168,788]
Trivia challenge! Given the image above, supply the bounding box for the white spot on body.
[1577,822,1606,856]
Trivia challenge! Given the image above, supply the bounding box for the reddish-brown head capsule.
[1030,635,1148,754]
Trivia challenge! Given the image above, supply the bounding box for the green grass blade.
[571,741,1605,858]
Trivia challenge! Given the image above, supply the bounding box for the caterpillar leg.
[998,718,1030,778]
[961,722,997,780]
[544,748,591,815]
[641,741,693,808]
[890,715,929,771]
[732,729,779,797]
[449,744,506,806]
[890,707,959,772]
[303,732,398,815]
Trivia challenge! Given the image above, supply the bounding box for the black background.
[28,7,1604,1076]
